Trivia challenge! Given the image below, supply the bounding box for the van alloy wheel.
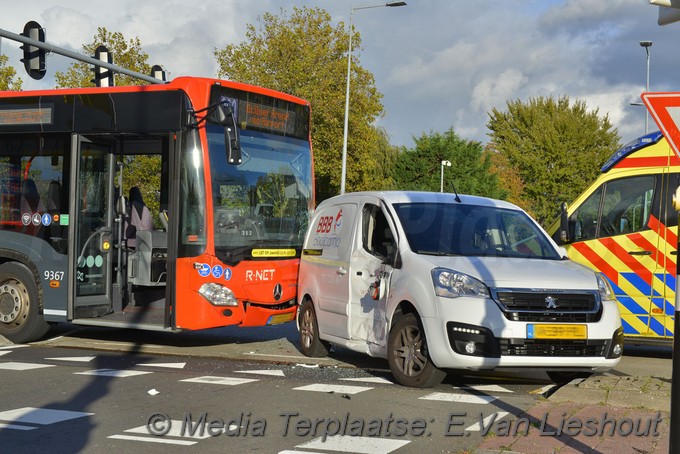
[297,299,329,358]
[388,313,445,388]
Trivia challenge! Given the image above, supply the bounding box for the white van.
[297,191,623,387]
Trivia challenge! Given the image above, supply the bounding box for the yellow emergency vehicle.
[549,131,678,344]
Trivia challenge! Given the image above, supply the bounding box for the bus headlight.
[199,283,238,306]
[596,273,615,302]
[432,268,490,299]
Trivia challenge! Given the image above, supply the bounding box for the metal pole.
[671,186,680,454]
[645,47,650,134]
[340,8,354,195]
[0,26,165,85]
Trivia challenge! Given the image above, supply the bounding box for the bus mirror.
[559,202,570,244]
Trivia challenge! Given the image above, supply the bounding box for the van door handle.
[337,267,347,276]
[628,250,652,256]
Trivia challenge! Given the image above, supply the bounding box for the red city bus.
[0,77,314,343]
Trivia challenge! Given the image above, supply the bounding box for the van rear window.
[393,203,561,259]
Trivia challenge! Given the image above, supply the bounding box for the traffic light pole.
[0,26,164,85]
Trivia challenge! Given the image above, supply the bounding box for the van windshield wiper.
[418,250,457,256]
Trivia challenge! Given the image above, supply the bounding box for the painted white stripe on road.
[419,392,497,405]
[125,421,212,439]
[108,434,197,445]
[298,435,410,453]
[0,362,56,371]
[45,356,96,363]
[0,351,10,357]
[339,376,394,385]
[458,384,513,393]
[237,369,286,377]
[74,369,153,378]
[294,383,373,394]
[0,407,93,425]
[0,422,37,430]
[136,362,187,369]
[465,412,510,432]
[180,376,259,386]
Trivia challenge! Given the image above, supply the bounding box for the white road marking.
[0,407,93,425]
[180,376,259,386]
[74,369,153,378]
[458,384,512,393]
[107,435,197,445]
[0,345,28,349]
[0,422,37,430]
[419,392,497,405]
[465,412,510,432]
[45,356,96,362]
[339,376,394,385]
[0,362,56,371]
[136,362,187,369]
[237,369,286,377]
[293,383,373,394]
[297,435,410,453]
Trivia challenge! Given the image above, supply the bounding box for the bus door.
[70,136,116,318]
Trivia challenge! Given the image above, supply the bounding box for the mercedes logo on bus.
[273,283,282,301]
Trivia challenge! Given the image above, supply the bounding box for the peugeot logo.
[545,296,558,309]
[273,283,282,301]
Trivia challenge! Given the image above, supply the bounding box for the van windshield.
[393,202,561,259]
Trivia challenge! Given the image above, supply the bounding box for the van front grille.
[493,290,601,323]
[499,339,608,357]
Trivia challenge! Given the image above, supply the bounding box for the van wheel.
[0,262,49,343]
[547,371,592,384]
[388,313,446,388]
[298,299,329,357]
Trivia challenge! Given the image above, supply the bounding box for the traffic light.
[150,64,167,82]
[91,45,114,87]
[20,21,46,80]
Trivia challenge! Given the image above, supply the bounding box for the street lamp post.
[640,40,652,134]
[340,1,406,194]
[440,160,451,193]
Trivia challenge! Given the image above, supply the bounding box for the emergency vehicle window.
[570,186,602,242]
[362,204,395,260]
[599,176,655,238]
[662,173,680,228]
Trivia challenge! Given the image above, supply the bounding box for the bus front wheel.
[0,262,49,343]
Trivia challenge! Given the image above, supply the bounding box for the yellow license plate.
[527,324,587,339]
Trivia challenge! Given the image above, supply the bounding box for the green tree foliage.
[487,96,620,226]
[394,128,506,199]
[0,54,22,91]
[54,27,151,88]
[213,7,386,201]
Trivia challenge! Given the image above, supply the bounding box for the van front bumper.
[421,297,624,371]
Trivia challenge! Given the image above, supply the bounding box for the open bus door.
[69,136,117,319]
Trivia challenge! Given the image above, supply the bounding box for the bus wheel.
[298,299,329,358]
[388,313,446,388]
[0,262,49,343]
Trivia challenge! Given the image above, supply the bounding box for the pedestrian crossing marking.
[0,407,93,425]
[294,383,373,394]
[339,376,393,385]
[136,362,187,369]
[296,435,410,453]
[108,434,197,445]
[0,345,28,349]
[457,384,512,393]
[465,412,510,431]
[180,376,259,386]
[0,361,56,371]
[419,392,497,404]
[237,369,286,377]
[74,369,153,378]
[0,422,36,430]
[45,356,96,362]
[0,351,10,357]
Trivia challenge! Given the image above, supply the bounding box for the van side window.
[571,175,656,240]
[362,204,396,260]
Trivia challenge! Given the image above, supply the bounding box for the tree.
[0,54,22,91]
[487,96,620,226]
[214,7,386,201]
[54,27,151,88]
[394,128,506,199]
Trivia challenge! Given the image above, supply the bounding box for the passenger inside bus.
[126,186,153,248]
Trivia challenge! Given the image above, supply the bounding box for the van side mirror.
[558,202,570,244]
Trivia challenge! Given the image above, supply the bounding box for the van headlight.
[596,273,615,302]
[199,283,238,306]
[432,268,490,298]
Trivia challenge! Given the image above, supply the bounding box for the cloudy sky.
[1,1,679,148]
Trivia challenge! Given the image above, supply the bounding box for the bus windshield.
[208,125,313,264]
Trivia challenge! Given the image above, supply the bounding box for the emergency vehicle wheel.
[388,313,446,388]
[0,262,49,343]
[298,299,329,357]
